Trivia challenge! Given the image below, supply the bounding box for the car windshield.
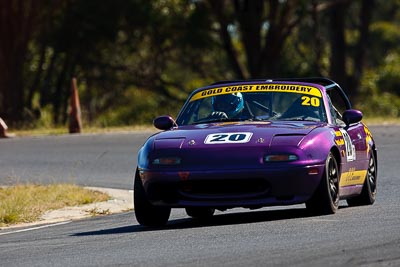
[176,83,328,125]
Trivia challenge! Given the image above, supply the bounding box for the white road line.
[0,221,71,236]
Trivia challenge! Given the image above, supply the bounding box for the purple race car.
[134,78,377,226]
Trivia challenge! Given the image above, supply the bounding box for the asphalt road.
[0,125,399,266]
[0,130,155,189]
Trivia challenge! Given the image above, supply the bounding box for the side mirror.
[153,115,177,130]
[342,109,363,126]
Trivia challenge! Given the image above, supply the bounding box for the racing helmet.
[212,92,244,117]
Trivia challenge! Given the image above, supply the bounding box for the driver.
[210,92,244,119]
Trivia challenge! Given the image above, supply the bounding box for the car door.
[327,89,368,188]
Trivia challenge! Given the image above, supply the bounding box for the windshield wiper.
[279,117,320,122]
[191,117,254,124]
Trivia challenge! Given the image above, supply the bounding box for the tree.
[324,0,374,100]
[0,0,44,123]
[0,0,398,126]
[207,0,307,79]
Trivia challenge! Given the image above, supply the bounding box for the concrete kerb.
[0,187,134,230]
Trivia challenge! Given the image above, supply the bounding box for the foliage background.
[0,0,399,128]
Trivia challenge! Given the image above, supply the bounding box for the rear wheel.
[347,151,377,206]
[134,169,171,226]
[185,207,215,220]
[306,153,340,215]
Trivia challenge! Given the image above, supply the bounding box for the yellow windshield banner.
[190,84,322,102]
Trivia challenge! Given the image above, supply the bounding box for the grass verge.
[10,125,155,137]
[0,184,109,227]
[362,117,400,125]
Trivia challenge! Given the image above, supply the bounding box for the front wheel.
[347,151,377,206]
[134,169,171,227]
[306,153,340,215]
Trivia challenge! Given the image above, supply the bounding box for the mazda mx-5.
[134,78,377,226]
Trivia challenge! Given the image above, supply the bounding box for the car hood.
[153,121,321,147]
[145,121,325,170]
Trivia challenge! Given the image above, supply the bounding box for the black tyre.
[185,207,215,220]
[347,151,377,206]
[134,169,171,227]
[306,152,340,215]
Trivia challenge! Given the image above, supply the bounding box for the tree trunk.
[260,0,300,77]
[0,0,39,123]
[234,0,263,78]
[351,0,374,102]
[27,43,47,111]
[311,0,323,76]
[53,54,72,124]
[328,1,348,89]
[208,0,246,79]
[40,52,58,108]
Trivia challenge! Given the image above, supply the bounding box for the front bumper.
[137,164,325,209]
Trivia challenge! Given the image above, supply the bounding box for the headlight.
[152,157,181,165]
[264,154,298,162]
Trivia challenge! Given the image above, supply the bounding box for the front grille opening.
[178,179,269,196]
[275,195,295,201]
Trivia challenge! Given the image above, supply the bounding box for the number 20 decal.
[301,96,320,107]
[204,132,253,144]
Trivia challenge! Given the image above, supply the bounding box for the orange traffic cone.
[0,117,10,138]
[68,78,82,134]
